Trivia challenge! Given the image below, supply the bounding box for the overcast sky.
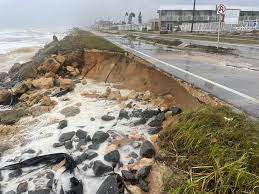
[0,0,258,29]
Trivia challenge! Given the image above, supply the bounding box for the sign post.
[217,4,226,49]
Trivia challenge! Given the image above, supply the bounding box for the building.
[157,5,259,32]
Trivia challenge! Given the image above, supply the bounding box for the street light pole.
[191,0,196,32]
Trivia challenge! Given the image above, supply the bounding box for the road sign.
[225,9,240,24]
[217,4,226,15]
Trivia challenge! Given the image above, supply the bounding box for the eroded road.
[99,33,259,117]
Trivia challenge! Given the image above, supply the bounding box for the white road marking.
[112,40,259,103]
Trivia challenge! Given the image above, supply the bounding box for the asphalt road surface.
[99,33,259,117]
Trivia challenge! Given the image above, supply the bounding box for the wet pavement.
[102,34,259,118]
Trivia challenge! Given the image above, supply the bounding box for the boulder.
[143,109,161,119]
[17,181,28,194]
[148,113,165,127]
[88,144,100,150]
[93,160,113,176]
[59,131,75,142]
[39,58,61,74]
[0,88,11,105]
[58,78,75,90]
[40,96,54,106]
[10,82,28,95]
[133,118,147,126]
[32,78,54,89]
[75,151,98,164]
[96,175,120,194]
[0,72,8,82]
[60,106,80,117]
[138,179,149,192]
[92,131,109,145]
[66,177,83,194]
[53,142,65,148]
[118,109,129,120]
[30,105,53,117]
[76,129,87,139]
[129,152,138,159]
[121,170,136,181]
[147,127,161,135]
[55,55,65,64]
[9,61,38,81]
[58,120,68,129]
[104,150,120,163]
[0,109,26,125]
[64,141,73,150]
[136,166,152,179]
[139,141,156,158]
[101,115,115,121]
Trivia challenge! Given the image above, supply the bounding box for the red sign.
[217,4,226,14]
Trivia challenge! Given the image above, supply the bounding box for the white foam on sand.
[0,79,157,194]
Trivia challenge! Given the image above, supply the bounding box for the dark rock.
[52,89,70,98]
[121,170,135,181]
[133,118,147,126]
[140,140,156,158]
[171,107,182,116]
[101,115,115,121]
[16,181,28,194]
[9,61,38,81]
[147,127,161,135]
[45,172,54,179]
[0,171,3,181]
[143,109,160,119]
[28,189,50,194]
[76,129,87,139]
[148,112,165,127]
[93,160,113,176]
[131,109,143,118]
[104,150,120,163]
[53,142,65,148]
[126,101,133,109]
[90,117,95,121]
[75,151,98,164]
[96,175,120,194]
[46,179,53,189]
[57,120,67,129]
[8,168,22,179]
[86,135,91,142]
[88,144,99,150]
[65,141,73,150]
[128,159,135,164]
[136,166,152,179]
[5,191,16,194]
[0,72,8,82]
[118,110,129,120]
[58,131,75,142]
[138,179,149,192]
[92,131,109,145]
[0,109,27,125]
[129,152,138,159]
[24,149,36,154]
[67,177,83,194]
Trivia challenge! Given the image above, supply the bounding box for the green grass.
[159,106,259,193]
[187,44,236,55]
[58,28,124,53]
[138,37,183,47]
[166,34,258,45]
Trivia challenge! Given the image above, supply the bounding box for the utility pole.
[191,0,196,32]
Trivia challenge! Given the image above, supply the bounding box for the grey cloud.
[0,0,258,29]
